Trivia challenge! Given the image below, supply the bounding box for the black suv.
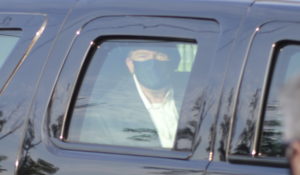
[0,0,299,174]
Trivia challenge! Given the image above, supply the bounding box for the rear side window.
[260,43,300,157]
[66,39,197,149]
[0,31,20,69]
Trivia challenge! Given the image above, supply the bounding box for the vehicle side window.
[66,39,197,149]
[260,44,300,157]
[0,32,20,69]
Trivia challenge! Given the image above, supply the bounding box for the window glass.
[0,33,19,69]
[67,39,197,149]
[260,44,300,157]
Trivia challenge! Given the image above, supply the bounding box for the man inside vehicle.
[125,47,180,148]
[71,42,185,149]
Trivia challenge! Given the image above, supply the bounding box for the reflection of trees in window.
[124,128,158,142]
[176,88,213,152]
[0,104,24,173]
[50,114,63,138]
[206,123,215,155]
[234,89,260,155]
[47,97,64,138]
[17,120,59,175]
[0,111,5,132]
[195,90,214,153]
[49,94,98,138]
[18,158,59,175]
[260,102,284,157]
[0,102,24,140]
[218,88,234,161]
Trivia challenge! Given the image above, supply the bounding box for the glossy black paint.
[209,1,300,175]
[16,0,252,174]
[0,0,75,174]
[0,0,298,175]
[0,14,45,174]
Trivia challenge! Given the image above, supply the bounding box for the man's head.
[126,47,179,90]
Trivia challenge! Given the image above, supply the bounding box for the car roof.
[255,0,300,4]
[0,0,77,13]
[0,0,254,12]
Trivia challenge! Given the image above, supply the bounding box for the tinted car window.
[260,44,300,157]
[0,32,20,69]
[66,39,197,149]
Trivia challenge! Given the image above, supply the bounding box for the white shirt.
[133,75,179,148]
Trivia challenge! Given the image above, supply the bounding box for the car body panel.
[207,1,300,175]
[14,0,252,175]
[0,0,298,175]
[0,1,76,174]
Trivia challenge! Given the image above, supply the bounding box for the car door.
[206,1,300,175]
[15,1,252,175]
[0,13,47,174]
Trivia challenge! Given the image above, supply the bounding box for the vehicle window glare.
[0,34,19,69]
[260,44,300,157]
[66,39,197,149]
